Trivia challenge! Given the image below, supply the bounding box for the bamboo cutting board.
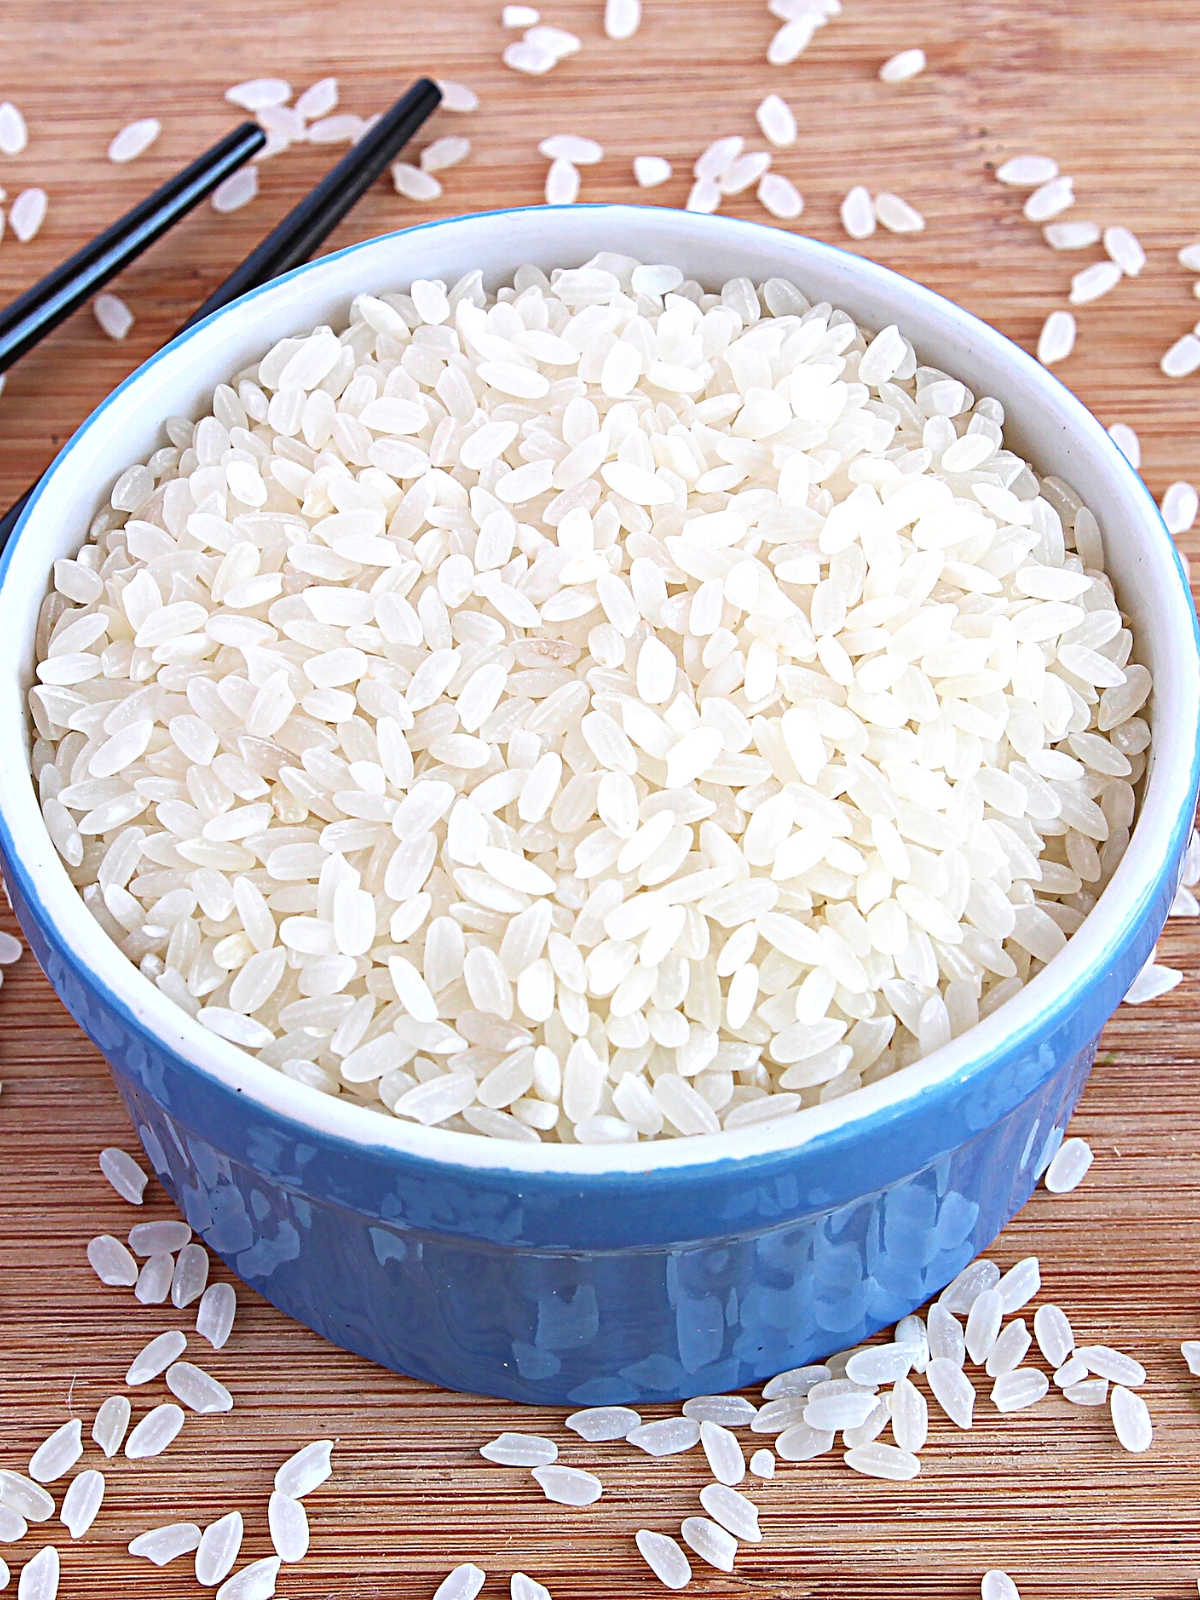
[2,1,1200,1595]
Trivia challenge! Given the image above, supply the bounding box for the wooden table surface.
[3,1,1200,1595]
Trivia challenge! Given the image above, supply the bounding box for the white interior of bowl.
[1,204,1195,1176]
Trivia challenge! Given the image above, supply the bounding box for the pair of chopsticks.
[0,77,443,551]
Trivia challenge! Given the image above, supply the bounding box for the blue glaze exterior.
[1,207,1197,1404]
[3,850,1137,1403]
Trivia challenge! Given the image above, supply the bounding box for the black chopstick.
[0,122,266,374]
[0,76,442,554]
[181,77,442,330]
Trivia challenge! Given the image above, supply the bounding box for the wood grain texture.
[2,1,1200,1595]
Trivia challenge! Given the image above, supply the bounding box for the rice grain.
[680,1516,736,1572]
[195,1512,243,1586]
[635,1529,691,1589]
[128,1524,203,1565]
[125,1404,184,1459]
[196,1282,237,1348]
[108,119,161,163]
[1044,1136,1094,1192]
[210,167,259,213]
[16,1546,58,1600]
[59,1471,104,1539]
[92,296,133,342]
[0,103,28,155]
[633,156,671,186]
[91,1396,131,1458]
[127,1329,188,1385]
[274,1440,333,1498]
[433,1566,487,1600]
[29,1421,82,1485]
[530,1465,602,1506]
[9,188,47,242]
[879,48,926,82]
[1110,1384,1153,1452]
[1037,310,1076,365]
[268,1493,308,1562]
[87,1233,138,1286]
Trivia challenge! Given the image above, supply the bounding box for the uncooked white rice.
[680,1515,736,1571]
[87,1233,139,1285]
[129,1523,203,1565]
[124,1403,185,1459]
[545,159,580,205]
[1160,333,1200,378]
[539,135,603,165]
[840,186,875,238]
[434,81,480,113]
[307,114,365,145]
[10,187,48,242]
[1180,1339,1200,1376]
[565,1405,640,1440]
[274,1440,333,1498]
[1044,220,1100,250]
[126,1327,187,1384]
[874,192,924,233]
[268,1491,309,1562]
[755,94,797,148]
[92,294,133,344]
[195,1514,243,1585]
[996,156,1058,187]
[1107,424,1140,468]
[1075,1343,1145,1385]
[1043,1133,1093,1191]
[0,101,28,156]
[635,1529,691,1589]
[531,1464,602,1505]
[171,1241,210,1305]
[1160,481,1199,535]
[421,137,472,174]
[1110,1383,1152,1451]
[108,119,161,164]
[129,1219,191,1254]
[768,16,819,65]
[295,78,339,120]
[99,1144,148,1202]
[480,1432,557,1465]
[211,167,259,214]
[225,79,291,111]
[982,1571,1020,1600]
[215,1554,281,1598]
[60,1469,104,1539]
[761,175,809,222]
[393,162,442,201]
[166,1360,234,1413]
[134,1251,174,1303]
[1037,310,1076,364]
[1070,262,1123,305]
[1103,227,1145,277]
[633,156,671,187]
[1023,177,1074,222]
[28,1421,82,1485]
[879,49,926,84]
[17,1546,59,1600]
[604,0,641,40]
[433,1563,487,1600]
[30,261,1154,1151]
[91,1395,132,1458]
[698,1482,760,1539]
[699,1419,745,1483]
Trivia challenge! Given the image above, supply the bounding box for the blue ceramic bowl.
[2,207,1196,1405]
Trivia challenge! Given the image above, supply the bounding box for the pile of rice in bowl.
[29,255,1152,1146]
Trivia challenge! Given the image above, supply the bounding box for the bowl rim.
[2,201,1197,1179]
